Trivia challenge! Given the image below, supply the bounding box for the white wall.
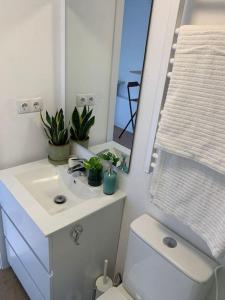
[65,0,116,146]
[0,0,64,268]
[0,0,64,170]
[115,0,225,298]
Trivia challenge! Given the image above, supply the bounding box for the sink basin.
[16,165,101,215]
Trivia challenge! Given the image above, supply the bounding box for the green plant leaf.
[58,128,68,144]
[81,109,93,126]
[64,129,69,144]
[70,106,95,141]
[72,107,81,132]
[46,111,52,126]
[70,127,78,141]
[40,112,51,132]
[81,105,87,120]
[58,108,64,131]
[40,109,68,145]
[99,151,120,166]
[51,116,57,129]
[84,156,102,171]
[80,116,95,140]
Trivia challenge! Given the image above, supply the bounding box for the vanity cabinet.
[3,212,51,300]
[0,184,124,300]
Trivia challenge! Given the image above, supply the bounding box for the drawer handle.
[71,224,83,245]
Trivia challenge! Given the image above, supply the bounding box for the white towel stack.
[156,25,225,175]
[151,26,225,258]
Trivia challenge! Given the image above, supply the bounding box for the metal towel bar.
[144,0,186,173]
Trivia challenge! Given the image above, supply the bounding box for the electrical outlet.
[76,94,88,107]
[16,100,31,114]
[86,94,95,106]
[31,97,43,112]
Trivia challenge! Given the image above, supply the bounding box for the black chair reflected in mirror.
[119,81,140,139]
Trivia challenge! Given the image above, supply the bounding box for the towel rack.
[144,0,186,174]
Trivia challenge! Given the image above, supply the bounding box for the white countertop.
[0,159,125,236]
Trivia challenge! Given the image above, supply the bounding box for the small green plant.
[70,106,95,141]
[99,152,120,167]
[83,157,103,171]
[40,109,69,145]
[84,156,103,186]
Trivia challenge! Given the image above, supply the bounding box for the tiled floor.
[0,268,28,300]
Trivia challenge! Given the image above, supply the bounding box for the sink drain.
[54,195,67,204]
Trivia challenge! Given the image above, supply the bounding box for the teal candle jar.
[103,169,117,195]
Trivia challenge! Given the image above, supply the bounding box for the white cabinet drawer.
[6,240,45,300]
[2,211,52,300]
[0,182,50,270]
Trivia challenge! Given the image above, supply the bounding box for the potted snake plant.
[70,105,95,149]
[83,156,103,187]
[41,109,70,163]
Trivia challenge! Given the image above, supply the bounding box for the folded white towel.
[150,151,225,258]
[155,25,225,175]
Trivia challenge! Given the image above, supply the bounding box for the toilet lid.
[97,287,133,300]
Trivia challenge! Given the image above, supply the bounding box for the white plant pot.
[48,143,70,164]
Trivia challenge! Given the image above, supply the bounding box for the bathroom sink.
[16,165,101,215]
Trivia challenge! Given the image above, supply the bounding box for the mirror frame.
[106,0,154,173]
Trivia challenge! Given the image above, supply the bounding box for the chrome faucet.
[67,158,86,177]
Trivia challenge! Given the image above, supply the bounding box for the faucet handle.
[68,157,85,168]
[68,164,86,175]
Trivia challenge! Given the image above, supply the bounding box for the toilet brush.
[95,259,113,298]
[103,259,108,284]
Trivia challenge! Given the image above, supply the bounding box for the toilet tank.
[123,214,217,300]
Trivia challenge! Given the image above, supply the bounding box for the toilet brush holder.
[95,276,113,298]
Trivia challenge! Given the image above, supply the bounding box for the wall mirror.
[66,0,153,173]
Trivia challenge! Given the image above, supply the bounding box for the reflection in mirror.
[66,0,153,173]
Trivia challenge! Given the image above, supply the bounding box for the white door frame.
[106,0,125,142]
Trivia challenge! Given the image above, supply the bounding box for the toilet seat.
[97,285,133,300]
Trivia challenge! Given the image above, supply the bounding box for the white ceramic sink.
[16,165,101,215]
[0,159,125,235]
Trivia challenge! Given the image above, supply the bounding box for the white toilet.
[98,214,217,300]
